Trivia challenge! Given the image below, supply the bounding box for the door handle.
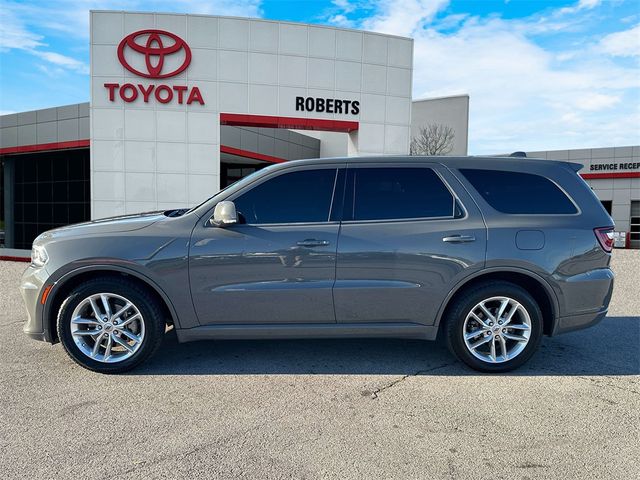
[442,235,476,243]
[296,239,330,247]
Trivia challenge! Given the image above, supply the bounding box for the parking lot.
[1,251,638,479]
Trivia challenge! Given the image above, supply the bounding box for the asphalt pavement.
[1,251,638,479]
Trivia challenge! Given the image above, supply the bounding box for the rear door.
[333,163,486,325]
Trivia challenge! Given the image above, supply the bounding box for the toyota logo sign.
[106,29,204,105]
[117,29,191,78]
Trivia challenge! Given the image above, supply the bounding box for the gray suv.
[20,157,615,373]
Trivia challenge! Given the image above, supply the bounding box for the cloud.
[329,14,356,28]
[412,19,638,151]
[578,0,601,8]
[1,1,263,40]
[0,3,44,51]
[360,0,450,37]
[576,93,621,111]
[32,50,89,74]
[323,0,450,37]
[35,64,68,78]
[332,0,356,13]
[558,0,602,15]
[170,0,262,17]
[0,0,90,75]
[0,0,263,78]
[597,24,640,57]
[326,0,639,153]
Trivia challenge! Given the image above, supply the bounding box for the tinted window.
[233,169,337,224]
[460,169,577,214]
[348,167,455,221]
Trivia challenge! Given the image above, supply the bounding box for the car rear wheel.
[445,282,543,372]
[57,277,165,373]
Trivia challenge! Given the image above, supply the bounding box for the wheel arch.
[436,268,559,337]
[43,265,179,343]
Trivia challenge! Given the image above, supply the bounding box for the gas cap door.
[516,230,545,250]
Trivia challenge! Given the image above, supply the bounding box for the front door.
[333,163,487,326]
[189,165,343,325]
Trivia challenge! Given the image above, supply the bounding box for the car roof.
[270,155,583,172]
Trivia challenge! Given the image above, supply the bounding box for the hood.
[35,211,166,242]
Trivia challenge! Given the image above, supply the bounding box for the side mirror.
[211,201,238,227]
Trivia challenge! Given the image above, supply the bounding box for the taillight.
[594,227,614,253]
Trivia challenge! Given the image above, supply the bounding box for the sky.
[0,0,638,154]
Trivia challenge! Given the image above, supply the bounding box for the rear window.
[460,169,577,214]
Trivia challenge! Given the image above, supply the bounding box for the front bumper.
[20,264,52,342]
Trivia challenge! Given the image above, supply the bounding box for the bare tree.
[410,123,455,156]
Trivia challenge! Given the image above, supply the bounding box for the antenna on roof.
[509,151,527,158]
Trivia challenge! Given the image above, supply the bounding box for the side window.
[348,167,457,221]
[233,168,337,224]
[459,169,578,214]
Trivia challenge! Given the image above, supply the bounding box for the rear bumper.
[553,267,614,335]
[562,267,614,310]
[552,308,608,336]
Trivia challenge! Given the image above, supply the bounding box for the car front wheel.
[445,282,543,372]
[57,277,165,373]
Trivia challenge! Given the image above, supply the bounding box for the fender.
[39,263,183,343]
[433,266,561,329]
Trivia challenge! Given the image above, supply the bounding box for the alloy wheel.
[70,293,145,363]
[462,296,532,364]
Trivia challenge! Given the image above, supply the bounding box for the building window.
[221,163,267,188]
[631,201,640,249]
[11,149,90,250]
[0,160,4,248]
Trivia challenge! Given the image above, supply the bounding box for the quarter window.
[460,169,577,214]
[233,168,337,224]
[347,167,457,221]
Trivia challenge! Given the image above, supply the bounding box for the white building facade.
[90,11,414,218]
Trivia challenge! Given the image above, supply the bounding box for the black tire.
[57,277,165,373]
[444,281,543,373]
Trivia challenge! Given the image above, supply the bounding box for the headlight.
[31,245,49,267]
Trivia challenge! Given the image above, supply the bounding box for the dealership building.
[0,11,637,253]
